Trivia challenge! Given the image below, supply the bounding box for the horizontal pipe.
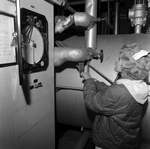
[88,64,113,84]
[56,85,83,92]
[45,0,65,6]
[68,0,114,6]
[54,47,97,66]
[45,0,76,13]
[63,3,76,13]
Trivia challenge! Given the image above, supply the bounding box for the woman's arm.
[83,78,119,115]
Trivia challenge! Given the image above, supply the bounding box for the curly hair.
[118,43,150,81]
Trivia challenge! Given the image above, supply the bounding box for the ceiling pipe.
[55,12,97,33]
[45,0,76,13]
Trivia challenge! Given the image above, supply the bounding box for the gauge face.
[22,26,44,64]
[21,8,48,73]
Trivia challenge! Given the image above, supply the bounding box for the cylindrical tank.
[56,34,150,138]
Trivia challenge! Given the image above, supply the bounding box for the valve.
[94,49,104,63]
[128,0,147,33]
[99,49,104,63]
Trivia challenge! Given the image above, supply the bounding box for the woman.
[81,43,150,149]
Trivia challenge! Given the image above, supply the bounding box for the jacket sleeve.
[83,78,120,115]
[94,80,109,91]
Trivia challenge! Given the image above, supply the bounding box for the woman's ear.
[122,59,136,69]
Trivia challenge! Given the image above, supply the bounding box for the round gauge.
[21,8,48,73]
[22,26,44,64]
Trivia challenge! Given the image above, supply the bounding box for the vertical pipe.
[135,24,142,33]
[85,0,97,50]
[16,0,23,85]
[146,1,150,34]
[107,0,110,34]
[97,0,101,35]
[113,0,120,34]
[85,0,98,72]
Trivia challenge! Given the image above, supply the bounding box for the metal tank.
[55,34,150,138]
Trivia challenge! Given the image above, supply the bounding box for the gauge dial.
[21,8,48,73]
[22,26,44,64]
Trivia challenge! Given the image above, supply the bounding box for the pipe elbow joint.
[74,12,97,30]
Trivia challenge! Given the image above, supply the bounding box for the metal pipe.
[63,2,76,13]
[54,47,96,66]
[107,0,110,34]
[146,0,150,34]
[88,64,113,84]
[128,0,147,34]
[45,0,65,6]
[135,24,142,33]
[16,0,23,85]
[85,0,98,73]
[56,85,83,92]
[55,12,97,34]
[73,131,91,149]
[45,0,76,13]
[113,0,120,34]
[85,0,97,50]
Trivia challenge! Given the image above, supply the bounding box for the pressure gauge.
[21,8,48,73]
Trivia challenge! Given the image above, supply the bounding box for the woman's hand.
[81,72,92,80]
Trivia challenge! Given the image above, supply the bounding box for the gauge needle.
[32,42,36,65]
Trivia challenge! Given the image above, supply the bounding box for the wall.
[0,0,55,148]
